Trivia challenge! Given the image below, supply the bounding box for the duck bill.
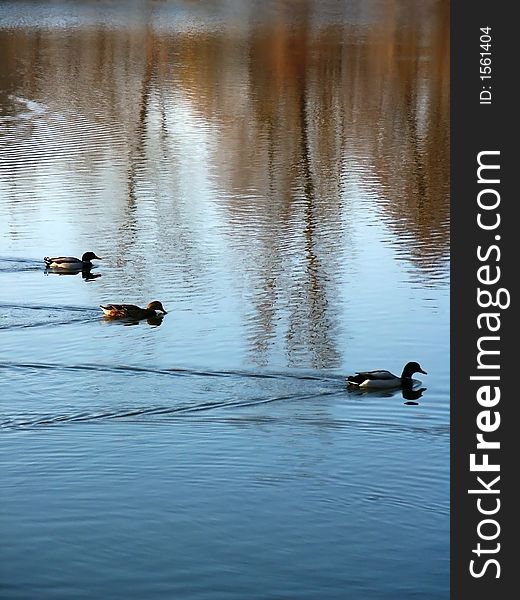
[419,368,427,375]
[93,255,103,260]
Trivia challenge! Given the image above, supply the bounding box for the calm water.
[0,1,450,598]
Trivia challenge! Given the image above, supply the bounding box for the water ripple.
[0,359,340,382]
[0,303,99,330]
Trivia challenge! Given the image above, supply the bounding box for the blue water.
[0,1,449,598]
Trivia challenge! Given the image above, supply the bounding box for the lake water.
[0,1,450,598]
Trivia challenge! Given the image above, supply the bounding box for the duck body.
[100,300,167,321]
[346,361,427,389]
[44,251,102,270]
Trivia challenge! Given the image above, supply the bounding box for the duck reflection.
[146,315,165,327]
[44,267,101,280]
[102,315,165,327]
[347,384,427,404]
[402,386,427,404]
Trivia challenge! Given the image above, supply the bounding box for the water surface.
[0,1,449,598]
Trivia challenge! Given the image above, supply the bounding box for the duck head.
[82,252,102,262]
[402,361,427,379]
[147,300,167,314]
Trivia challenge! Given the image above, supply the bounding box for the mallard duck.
[44,252,102,269]
[100,300,167,320]
[346,361,427,389]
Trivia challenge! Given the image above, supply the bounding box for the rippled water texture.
[0,1,449,599]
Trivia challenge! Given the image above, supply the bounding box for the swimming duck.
[346,361,427,389]
[44,252,102,269]
[99,300,168,320]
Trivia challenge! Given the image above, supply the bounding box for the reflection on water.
[0,2,449,599]
[0,0,449,368]
[101,314,166,327]
[45,266,102,280]
[347,383,428,404]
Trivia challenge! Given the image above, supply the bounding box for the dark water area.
[0,1,449,598]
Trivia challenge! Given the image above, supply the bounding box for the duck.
[44,252,102,270]
[99,300,168,320]
[346,361,427,389]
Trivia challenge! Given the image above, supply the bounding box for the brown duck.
[100,300,167,320]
